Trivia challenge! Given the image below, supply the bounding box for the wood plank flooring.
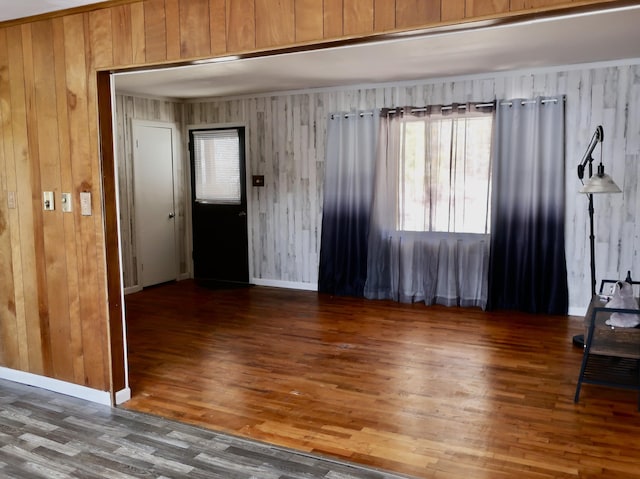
[0,378,409,478]
[123,280,640,478]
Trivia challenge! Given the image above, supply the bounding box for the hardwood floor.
[123,280,640,479]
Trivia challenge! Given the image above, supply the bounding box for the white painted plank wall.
[114,95,186,289]
[121,60,640,313]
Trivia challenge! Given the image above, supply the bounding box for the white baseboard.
[568,306,588,317]
[115,387,131,404]
[124,285,143,295]
[0,367,112,406]
[251,278,317,291]
[125,275,190,295]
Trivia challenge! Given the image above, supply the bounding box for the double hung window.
[396,107,494,234]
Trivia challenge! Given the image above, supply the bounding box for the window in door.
[192,129,242,204]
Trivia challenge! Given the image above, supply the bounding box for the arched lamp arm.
[577,125,603,180]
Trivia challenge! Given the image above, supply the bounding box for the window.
[397,111,493,234]
[191,129,241,204]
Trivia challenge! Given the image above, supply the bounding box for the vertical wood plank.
[52,16,84,385]
[31,19,74,381]
[165,0,181,60]
[509,0,526,10]
[442,0,465,21]
[227,0,256,52]
[179,0,211,59]
[323,0,343,38]
[143,0,167,63]
[344,0,374,36]
[210,0,227,55]
[86,98,111,389]
[87,9,113,68]
[466,0,509,17]
[2,27,29,372]
[294,0,323,42]
[84,9,113,386]
[20,23,51,376]
[130,2,146,64]
[0,28,20,371]
[69,13,108,389]
[256,0,295,48]
[396,0,440,28]
[373,0,396,32]
[111,4,133,66]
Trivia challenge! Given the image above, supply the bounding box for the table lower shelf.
[581,354,640,390]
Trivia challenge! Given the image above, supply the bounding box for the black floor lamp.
[573,125,621,347]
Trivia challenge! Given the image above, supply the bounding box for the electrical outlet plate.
[7,191,16,209]
[80,191,91,216]
[61,192,72,212]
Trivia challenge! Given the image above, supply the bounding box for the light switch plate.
[43,191,54,211]
[80,191,91,216]
[61,192,72,212]
[7,191,16,209]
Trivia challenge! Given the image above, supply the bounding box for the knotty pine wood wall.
[0,0,622,399]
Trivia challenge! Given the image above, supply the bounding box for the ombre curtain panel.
[487,96,568,314]
[318,111,378,296]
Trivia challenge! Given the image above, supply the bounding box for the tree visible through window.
[397,113,493,234]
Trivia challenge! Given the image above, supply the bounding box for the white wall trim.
[251,278,318,291]
[111,82,131,400]
[124,285,143,295]
[115,387,132,404]
[0,367,112,406]
[568,306,588,317]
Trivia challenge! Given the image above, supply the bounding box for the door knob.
[169,213,175,219]
[238,211,247,217]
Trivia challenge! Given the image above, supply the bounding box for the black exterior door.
[189,127,249,285]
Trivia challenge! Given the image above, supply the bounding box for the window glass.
[398,114,492,234]
[192,129,241,204]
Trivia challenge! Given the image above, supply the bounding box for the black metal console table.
[574,280,640,410]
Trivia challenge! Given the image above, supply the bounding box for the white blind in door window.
[193,129,241,204]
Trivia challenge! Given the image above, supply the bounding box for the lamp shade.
[579,163,622,194]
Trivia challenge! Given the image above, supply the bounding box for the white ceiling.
[114,4,640,100]
[0,0,101,22]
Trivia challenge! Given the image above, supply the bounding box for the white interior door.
[133,123,177,287]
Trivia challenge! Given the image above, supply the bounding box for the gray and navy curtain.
[487,96,568,314]
[319,99,568,314]
[318,111,378,296]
